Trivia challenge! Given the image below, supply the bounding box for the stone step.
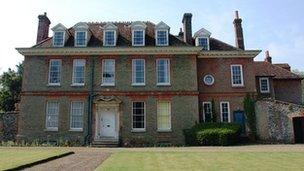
[92,140,119,147]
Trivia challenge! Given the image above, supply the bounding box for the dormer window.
[130,21,146,46]
[155,22,170,46]
[73,22,90,47]
[75,31,86,47]
[52,23,67,47]
[104,30,115,46]
[103,22,118,47]
[194,28,211,50]
[197,37,209,50]
[53,31,64,47]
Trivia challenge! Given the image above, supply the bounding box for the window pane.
[260,78,269,92]
[73,59,85,84]
[133,30,144,45]
[132,102,145,129]
[231,65,243,85]
[70,101,84,129]
[157,30,168,45]
[53,32,64,46]
[132,59,145,84]
[221,102,229,122]
[46,102,59,128]
[102,59,115,85]
[76,31,86,46]
[49,60,61,84]
[203,103,212,122]
[157,59,169,84]
[198,38,208,50]
[157,101,171,130]
[105,31,115,46]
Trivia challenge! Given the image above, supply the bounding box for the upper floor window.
[53,31,64,47]
[46,101,59,131]
[52,23,67,47]
[259,77,270,93]
[101,59,115,86]
[220,102,230,122]
[156,59,170,85]
[132,59,145,86]
[194,28,211,50]
[157,101,171,131]
[75,31,86,47]
[132,30,144,46]
[132,101,145,131]
[231,65,244,87]
[156,30,168,46]
[155,21,170,46]
[72,59,85,86]
[104,30,116,46]
[70,101,84,131]
[197,37,209,50]
[48,59,61,86]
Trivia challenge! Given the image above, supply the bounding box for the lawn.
[0,147,72,170]
[97,151,304,171]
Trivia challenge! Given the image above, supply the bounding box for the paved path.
[24,148,111,171]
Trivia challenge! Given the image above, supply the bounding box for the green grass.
[97,151,304,171]
[0,147,71,170]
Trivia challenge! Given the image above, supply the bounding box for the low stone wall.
[1,112,18,141]
[256,99,304,143]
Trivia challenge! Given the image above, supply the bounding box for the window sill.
[69,128,83,132]
[101,84,115,87]
[44,128,58,132]
[156,83,171,86]
[47,84,61,87]
[157,129,172,132]
[71,84,85,87]
[131,129,146,133]
[132,44,145,47]
[231,85,245,88]
[132,83,145,86]
[260,91,270,94]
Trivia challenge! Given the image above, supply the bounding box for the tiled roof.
[273,63,291,71]
[33,22,238,51]
[254,61,302,79]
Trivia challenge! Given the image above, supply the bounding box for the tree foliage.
[243,93,256,135]
[0,63,23,112]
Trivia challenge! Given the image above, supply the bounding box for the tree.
[243,93,256,138]
[0,63,23,112]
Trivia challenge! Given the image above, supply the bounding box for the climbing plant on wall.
[244,93,256,136]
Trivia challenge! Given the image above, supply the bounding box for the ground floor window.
[70,101,84,131]
[202,102,212,122]
[132,102,145,131]
[220,102,230,122]
[157,101,171,131]
[46,101,59,130]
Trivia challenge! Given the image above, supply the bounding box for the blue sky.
[0,0,303,73]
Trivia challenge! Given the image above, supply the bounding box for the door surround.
[93,95,121,141]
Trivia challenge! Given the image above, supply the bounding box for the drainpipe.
[85,57,95,145]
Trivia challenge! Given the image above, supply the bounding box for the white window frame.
[132,59,145,86]
[259,77,270,93]
[45,101,59,131]
[157,101,172,132]
[53,31,65,47]
[132,30,145,46]
[202,102,212,122]
[156,30,169,46]
[196,37,210,50]
[220,102,231,123]
[156,58,171,86]
[131,101,146,132]
[72,59,86,86]
[103,30,117,46]
[230,64,244,87]
[48,59,61,86]
[75,31,87,47]
[101,59,115,86]
[69,101,84,131]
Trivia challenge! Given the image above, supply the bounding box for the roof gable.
[130,21,147,30]
[51,23,67,31]
[194,28,211,37]
[103,22,118,30]
[155,21,170,30]
[73,22,89,30]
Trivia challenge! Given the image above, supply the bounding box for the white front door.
[100,111,116,138]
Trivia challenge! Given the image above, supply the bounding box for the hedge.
[183,122,241,146]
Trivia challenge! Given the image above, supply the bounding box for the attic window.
[104,30,116,46]
[197,37,209,50]
[75,31,87,47]
[156,30,168,46]
[53,31,64,47]
[133,30,144,46]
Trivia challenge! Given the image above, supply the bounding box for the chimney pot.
[233,10,245,50]
[265,50,272,63]
[235,11,239,19]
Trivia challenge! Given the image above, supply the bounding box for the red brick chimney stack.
[36,12,51,44]
[182,13,193,45]
[265,50,272,63]
[233,11,245,50]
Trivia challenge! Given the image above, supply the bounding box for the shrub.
[184,122,241,146]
